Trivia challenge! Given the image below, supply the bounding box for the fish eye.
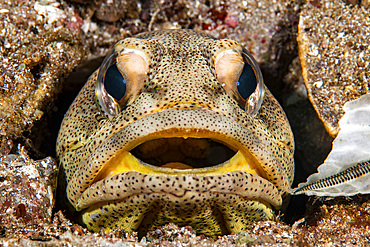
[95,49,123,118]
[239,49,264,116]
[104,62,126,101]
[95,44,149,118]
[215,48,264,116]
[236,59,257,101]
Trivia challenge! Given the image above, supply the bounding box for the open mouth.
[91,129,265,184]
[78,134,283,234]
[70,109,286,213]
[131,137,236,170]
[67,107,289,235]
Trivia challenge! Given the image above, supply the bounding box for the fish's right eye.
[95,49,122,118]
[103,60,127,102]
[95,44,149,119]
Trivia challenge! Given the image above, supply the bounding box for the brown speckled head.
[56,29,294,236]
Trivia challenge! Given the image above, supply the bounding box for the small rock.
[0,148,57,230]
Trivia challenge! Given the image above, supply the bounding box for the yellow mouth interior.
[93,130,265,183]
[131,137,236,169]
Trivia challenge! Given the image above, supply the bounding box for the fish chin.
[82,188,276,236]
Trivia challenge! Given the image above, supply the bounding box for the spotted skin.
[57,29,294,236]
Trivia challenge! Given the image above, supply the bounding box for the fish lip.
[92,129,264,177]
[76,171,282,211]
[67,108,290,209]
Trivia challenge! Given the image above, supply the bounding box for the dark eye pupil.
[104,64,126,101]
[237,63,257,100]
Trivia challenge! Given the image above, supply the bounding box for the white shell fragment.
[291,94,370,196]
[34,1,66,25]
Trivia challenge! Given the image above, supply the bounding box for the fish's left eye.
[215,48,264,116]
[236,60,257,101]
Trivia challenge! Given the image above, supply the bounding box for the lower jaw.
[82,191,274,237]
[80,133,277,235]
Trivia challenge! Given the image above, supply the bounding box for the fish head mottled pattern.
[57,29,294,236]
